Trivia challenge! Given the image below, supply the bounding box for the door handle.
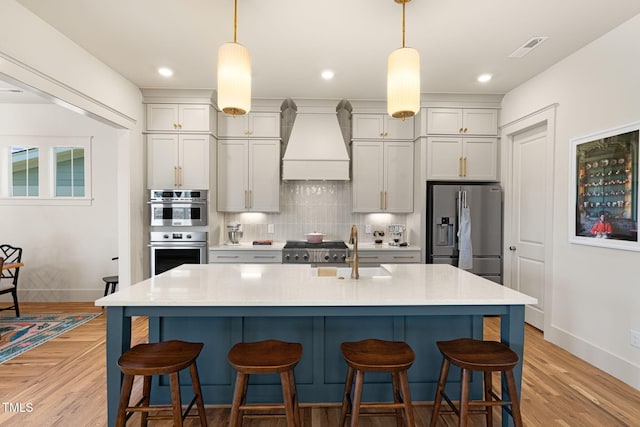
[509,246,517,251]
[459,157,463,177]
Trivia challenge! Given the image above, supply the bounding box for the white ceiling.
[8,0,640,103]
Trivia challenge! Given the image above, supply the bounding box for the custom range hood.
[281,99,351,181]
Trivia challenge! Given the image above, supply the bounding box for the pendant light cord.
[401,1,406,48]
[233,0,238,44]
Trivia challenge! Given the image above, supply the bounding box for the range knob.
[324,255,330,261]
[341,254,347,261]
[284,254,290,261]
[303,254,309,261]
[294,254,299,261]
[332,254,338,261]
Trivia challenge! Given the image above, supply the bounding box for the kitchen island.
[96,263,536,427]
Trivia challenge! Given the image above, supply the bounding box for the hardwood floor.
[0,303,639,426]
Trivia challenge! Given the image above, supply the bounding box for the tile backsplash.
[223,181,408,244]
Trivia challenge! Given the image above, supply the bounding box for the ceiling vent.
[508,36,548,58]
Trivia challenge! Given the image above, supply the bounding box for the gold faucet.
[346,225,359,279]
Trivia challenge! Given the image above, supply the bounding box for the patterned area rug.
[0,313,101,364]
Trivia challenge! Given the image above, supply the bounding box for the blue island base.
[147,314,485,405]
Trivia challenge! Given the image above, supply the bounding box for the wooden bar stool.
[339,339,416,427]
[429,338,523,427]
[115,340,208,427]
[227,339,303,427]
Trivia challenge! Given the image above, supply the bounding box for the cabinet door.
[179,105,211,132]
[249,140,280,212]
[217,141,249,211]
[462,138,498,180]
[384,141,414,212]
[384,116,414,140]
[352,115,385,139]
[462,109,497,135]
[352,141,384,212]
[179,135,210,188]
[427,108,464,135]
[218,112,280,138]
[427,137,464,180]
[147,134,179,188]
[249,113,280,138]
[146,104,180,131]
[218,113,249,137]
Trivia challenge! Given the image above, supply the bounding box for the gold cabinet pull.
[244,130,250,135]
[459,127,464,133]
[179,166,183,186]
[459,157,463,177]
[380,191,384,210]
[463,127,468,133]
[174,166,178,187]
[248,190,253,209]
[173,123,178,129]
[384,191,388,210]
[177,123,182,129]
[463,157,468,177]
[244,190,248,208]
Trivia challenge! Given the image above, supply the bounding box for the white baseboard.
[546,323,640,391]
[0,289,106,303]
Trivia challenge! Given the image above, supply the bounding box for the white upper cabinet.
[427,108,497,136]
[146,104,213,132]
[147,134,211,189]
[352,114,414,140]
[426,137,497,181]
[218,112,280,138]
[352,140,414,213]
[217,140,280,212]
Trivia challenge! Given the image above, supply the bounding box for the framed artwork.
[570,121,639,250]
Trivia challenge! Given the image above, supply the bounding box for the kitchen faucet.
[346,225,359,279]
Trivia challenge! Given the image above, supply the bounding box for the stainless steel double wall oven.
[148,190,208,276]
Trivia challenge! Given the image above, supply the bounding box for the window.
[11,147,39,196]
[1,136,92,205]
[55,147,85,197]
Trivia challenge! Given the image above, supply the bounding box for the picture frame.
[569,121,639,251]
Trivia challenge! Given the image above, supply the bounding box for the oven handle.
[148,243,207,248]
[148,201,207,205]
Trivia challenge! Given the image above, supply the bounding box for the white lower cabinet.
[209,249,282,263]
[426,137,497,181]
[353,248,421,265]
[217,140,280,212]
[352,140,414,213]
[147,134,211,189]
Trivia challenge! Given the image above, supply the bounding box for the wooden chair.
[227,339,303,427]
[339,339,416,427]
[429,338,523,427]
[0,244,23,317]
[115,340,208,427]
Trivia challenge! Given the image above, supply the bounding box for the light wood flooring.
[0,303,639,426]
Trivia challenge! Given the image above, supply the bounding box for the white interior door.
[509,124,548,329]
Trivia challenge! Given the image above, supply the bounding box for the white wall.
[501,14,640,389]
[0,1,145,289]
[0,104,119,300]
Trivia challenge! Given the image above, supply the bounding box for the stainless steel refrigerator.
[426,182,503,283]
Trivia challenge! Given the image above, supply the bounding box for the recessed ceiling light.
[321,70,335,80]
[158,67,174,77]
[477,74,492,83]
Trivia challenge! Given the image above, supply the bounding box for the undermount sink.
[311,265,392,278]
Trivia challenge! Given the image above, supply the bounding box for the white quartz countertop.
[209,242,420,251]
[95,264,536,307]
[210,242,286,250]
[349,243,421,251]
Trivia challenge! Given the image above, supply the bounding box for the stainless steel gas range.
[282,241,348,265]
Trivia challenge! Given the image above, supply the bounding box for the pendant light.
[217,0,251,116]
[387,0,420,119]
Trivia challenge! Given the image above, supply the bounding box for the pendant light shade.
[387,0,420,119]
[387,46,420,119]
[217,0,251,116]
[218,42,251,116]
